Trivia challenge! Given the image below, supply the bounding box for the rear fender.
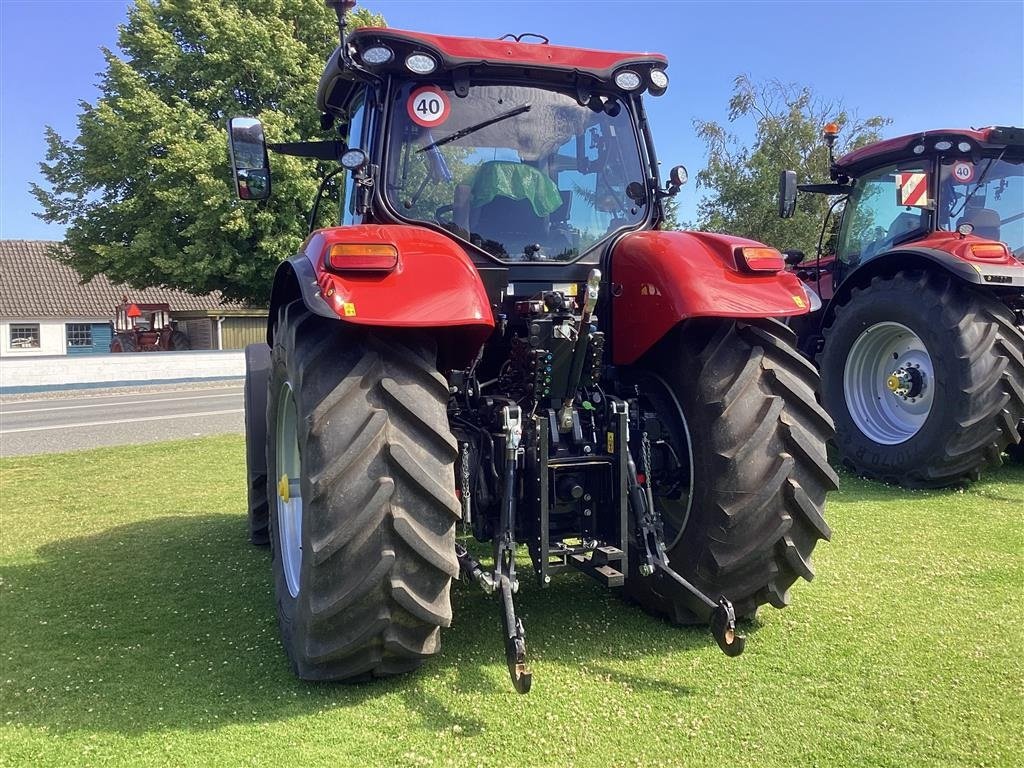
[268,225,495,368]
[610,230,813,364]
[822,244,1024,331]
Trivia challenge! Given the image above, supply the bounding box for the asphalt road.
[0,381,245,457]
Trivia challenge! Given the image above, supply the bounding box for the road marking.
[0,408,244,434]
[1,392,242,415]
[0,385,243,407]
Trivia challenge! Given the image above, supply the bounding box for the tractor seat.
[469,161,564,257]
[886,211,923,241]
[962,207,1001,241]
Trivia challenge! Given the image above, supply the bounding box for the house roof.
[0,240,248,319]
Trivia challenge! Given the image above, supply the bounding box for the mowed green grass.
[1,436,1021,768]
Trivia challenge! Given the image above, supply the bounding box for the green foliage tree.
[693,75,889,258]
[32,1,385,304]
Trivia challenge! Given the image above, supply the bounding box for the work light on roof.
[361,45,394,65]
[613,70,642,91]
[957,141,972,152]
[649,69,669,90]
[934,140,953,151]
[405,53,438,75]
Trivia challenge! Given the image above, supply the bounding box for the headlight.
[649,69,669,90]
[405,53,437,75]
[613,70,642,91]
[361,45,393,66]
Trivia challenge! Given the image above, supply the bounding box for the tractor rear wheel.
[623,319,837,623]
[244,343,271,546]
[819,271,1024,487]
[169,330,191,350]
[267,301,461,680]
[110,334,137,353]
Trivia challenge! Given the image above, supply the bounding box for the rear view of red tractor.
[780,126,1024,486]
[232,1,836,693]
[110,298,191,352]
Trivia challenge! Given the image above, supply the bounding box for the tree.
[32,1,385,304]
[692,75,889,258]
[659,196,680,231]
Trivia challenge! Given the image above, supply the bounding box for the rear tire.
[244,343,271,546]
[110,334,137,353]
[267,301,461,681]
[820,271,1024,487]
[623,319,837,623]
[169,329,191,350]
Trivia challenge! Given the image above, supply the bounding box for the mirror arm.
[268,140,346,161]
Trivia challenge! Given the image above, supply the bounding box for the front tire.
[820,271,1024,487]
[267,301,461,681]
[623,319,837,623]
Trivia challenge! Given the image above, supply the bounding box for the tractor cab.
[782,126,1024,303]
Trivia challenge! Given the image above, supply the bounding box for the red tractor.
[110,298,191,352]
[233,1,836,692]
[780,126,1024,486]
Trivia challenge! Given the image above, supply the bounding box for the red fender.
[610,230,812,364]
[302,225,495,366]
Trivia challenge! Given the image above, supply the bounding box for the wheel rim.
[635,371,694,549]
[275,381,303,598]
[844,321,934,445]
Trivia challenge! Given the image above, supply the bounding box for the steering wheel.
[435,204,454,227]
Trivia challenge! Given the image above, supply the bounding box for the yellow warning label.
[606,431,615,454]
[792,294,806,309]
[343,302,357,317]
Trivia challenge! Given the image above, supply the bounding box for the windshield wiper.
[417,104,531,153]
[951,147,1006,218]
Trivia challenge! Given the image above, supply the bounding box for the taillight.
[326,243,399,272]
[736,246,785,272]
[967,243,1009,261]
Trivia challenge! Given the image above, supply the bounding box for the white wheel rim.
[844,321,934,445]
[276,382,303,598]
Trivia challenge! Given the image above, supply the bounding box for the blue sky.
[2,0,1022,240]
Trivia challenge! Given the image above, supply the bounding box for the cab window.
[341,89,368,226]
[837,162,929,265]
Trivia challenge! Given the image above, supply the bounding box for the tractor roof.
[318,27,668,113]
[352,27,666,75]
[835,126,1024,177]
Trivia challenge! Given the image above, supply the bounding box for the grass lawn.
[1,435,1021,767]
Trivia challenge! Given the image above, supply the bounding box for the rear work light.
[736,246,785,272]
[967,243,1010,261]
[326,243,399,272]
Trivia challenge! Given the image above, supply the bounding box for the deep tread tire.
[244,343,271,546]
[820,271,1024,488]
[110,334,137,353]
[624,319,837,623]
[267,301,460,681]
[169,329,191,350]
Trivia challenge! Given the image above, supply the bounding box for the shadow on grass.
[1,513,737,736]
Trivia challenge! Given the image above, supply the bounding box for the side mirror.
[228,117,271,200]
[779,170,797,218]
[783,249,805,266]
[667,165,688,196]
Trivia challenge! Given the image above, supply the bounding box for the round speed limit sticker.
[407,86,450,128]
[952,161,974,183]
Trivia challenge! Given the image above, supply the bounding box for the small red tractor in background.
[231,0,836,693]
[110,297,191,352]
[780,125,1024,486]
